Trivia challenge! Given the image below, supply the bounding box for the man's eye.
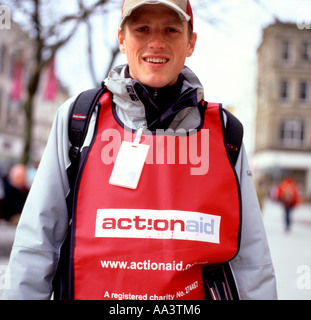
[137,27,147,32]
[167,28,180,34]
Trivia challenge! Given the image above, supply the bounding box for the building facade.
[252,21,311,196]
[0,21,69,168]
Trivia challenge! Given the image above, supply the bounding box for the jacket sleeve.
[230,144,278,300]
[1,97,75,300]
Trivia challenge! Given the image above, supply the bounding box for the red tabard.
[73,92,241,300]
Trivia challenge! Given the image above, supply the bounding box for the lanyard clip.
[133,126,146,147]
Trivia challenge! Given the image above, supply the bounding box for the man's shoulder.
[51,95,78,127]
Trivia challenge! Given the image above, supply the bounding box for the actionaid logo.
[100,128,209,176]
[95,209,221,244]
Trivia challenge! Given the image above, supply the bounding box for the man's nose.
[148,31,165,50]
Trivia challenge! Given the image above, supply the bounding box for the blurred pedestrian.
[2,164,29,225]
[275,177,300,232]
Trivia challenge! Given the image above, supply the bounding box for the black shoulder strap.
[223,108,244,166]
[67,86,107,209]
[68,87,106,161]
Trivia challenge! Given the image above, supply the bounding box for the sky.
[56,0,311,153]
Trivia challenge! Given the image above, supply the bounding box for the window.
[281,41,290,61]
[280,119,305,148]
[301,42,311,61]
[280,81,290,100]
[299,82,308,102]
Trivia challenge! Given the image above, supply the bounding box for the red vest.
[72,92,241,300]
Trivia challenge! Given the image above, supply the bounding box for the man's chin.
[139,77,178,90]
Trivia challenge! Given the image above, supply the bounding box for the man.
[2,0,277,300]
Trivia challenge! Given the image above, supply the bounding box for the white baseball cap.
[120,0,194,29]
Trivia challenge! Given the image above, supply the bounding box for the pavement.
[0,220,16,266]
[0,220,16,299]
[262,199,311,300]
[0,199,311,300]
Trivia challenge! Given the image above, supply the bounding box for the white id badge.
[109,141,150,189]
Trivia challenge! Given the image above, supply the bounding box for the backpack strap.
[67,86,107,212]
[68,87,106,163]
[223,108,244,166]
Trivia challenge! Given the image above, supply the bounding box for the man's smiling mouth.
[144,57,168,64]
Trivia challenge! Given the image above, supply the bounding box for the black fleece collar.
[124,67,198,130]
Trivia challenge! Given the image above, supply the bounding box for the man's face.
[118,5,197,90]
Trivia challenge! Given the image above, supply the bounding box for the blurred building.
[252,21,311,197]
[0,21,69,167]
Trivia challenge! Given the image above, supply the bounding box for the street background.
[263,199,311,300]
[1,199,311,300]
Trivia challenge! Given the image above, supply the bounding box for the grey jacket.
[2,65,277,300]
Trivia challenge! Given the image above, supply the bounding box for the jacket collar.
[104,64,204,131]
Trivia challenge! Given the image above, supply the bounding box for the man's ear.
[187,32,197,58]
[118,28,126,54]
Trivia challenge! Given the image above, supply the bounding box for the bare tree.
[77,0,123,85]
[4,0,112,164]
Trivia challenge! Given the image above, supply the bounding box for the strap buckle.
[69,146,80,161]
